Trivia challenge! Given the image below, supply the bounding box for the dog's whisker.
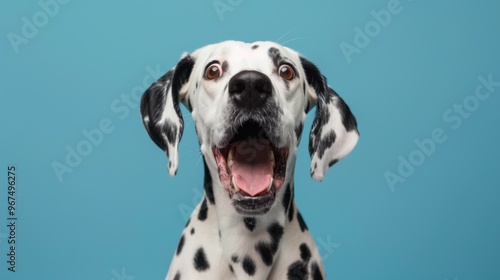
[185,149,202,154]
[184,115,195,129]
[193,152,204,171]
[275,29,296,44]
[280,36,309,46]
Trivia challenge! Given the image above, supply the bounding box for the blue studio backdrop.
[1,0,499,279]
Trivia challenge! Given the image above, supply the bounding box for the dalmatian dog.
[140,41,359,280]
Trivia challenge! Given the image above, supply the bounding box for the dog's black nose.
[228,70,272,109]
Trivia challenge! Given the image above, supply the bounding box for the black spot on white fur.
[297,212,308,232]
[244,217,256,231]
[242,256,256,276]
[287,260,308,280]
[203,159,216,204]
[176,235,185,255]
[268,222,284,251]
[282,183,294,222]
[268,47,282,69]
[251,44,259,49]
[299,243,311,262]
[255,242,273,266]
[300,57,325,97]
[198,198,208,221]
[190,228,195,235]
[311,262,324,280]
[193,247,210,271]
[310,162,318,178]
[255,222,284,266]
[173,271,180,280]
[331,88,358,132]
[316,130,336,159]
[231,255,239,263]
[329,159,339,167]
[295,122,303,142]
[287,244,314,279]
[222,61,228,73]
[162,120,178,154]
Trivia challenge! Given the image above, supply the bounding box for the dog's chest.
[166,197,325,280]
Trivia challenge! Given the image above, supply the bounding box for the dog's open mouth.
[212,120,289,215]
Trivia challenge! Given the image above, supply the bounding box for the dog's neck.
[202,159,295,277]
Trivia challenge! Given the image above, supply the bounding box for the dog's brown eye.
[205,63,222,79]
[279,65,295,80]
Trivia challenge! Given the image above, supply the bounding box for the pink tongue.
[232,139,273,197]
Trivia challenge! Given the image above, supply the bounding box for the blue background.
[1,0,499,279]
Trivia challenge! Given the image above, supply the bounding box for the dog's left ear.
[300,57,359,182]
[140,54,195,176]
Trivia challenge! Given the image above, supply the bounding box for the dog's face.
[141,41,359,215]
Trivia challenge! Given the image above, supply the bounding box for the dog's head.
[141,41,359,215]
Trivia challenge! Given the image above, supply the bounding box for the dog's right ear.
[300,57,359,182]
[140,54,195,176]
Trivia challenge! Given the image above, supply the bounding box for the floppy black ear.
[140,55,195,176]
[300,57,359,182]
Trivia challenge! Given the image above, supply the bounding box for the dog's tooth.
[228,148,235,169]
[267,177,273,192]
[232,176,240,192]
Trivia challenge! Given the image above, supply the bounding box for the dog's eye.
[205,63,222,80]
[279,65,295,80]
